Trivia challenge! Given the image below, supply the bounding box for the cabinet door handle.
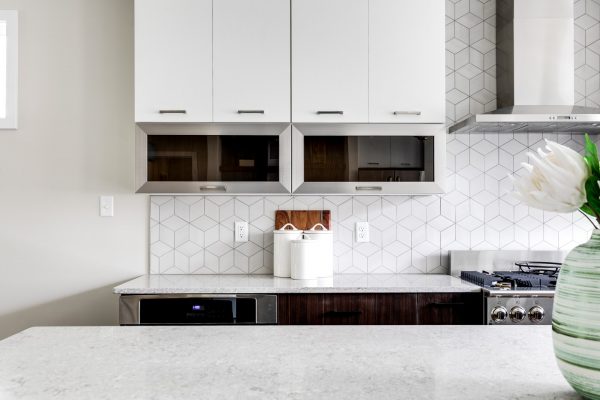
[324,310,362,317]
[367,162,379,165]
[355,186,382,191]
[159,109,187,114]
[393,111,421,116]
[317,110,344,115]
[199,185,227,192]
[237,110,265,114]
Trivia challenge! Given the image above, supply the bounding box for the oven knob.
[491,306,508,323]
[510,306,526,322]
[529,306,545,323]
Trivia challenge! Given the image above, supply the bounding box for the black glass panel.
[147,135,279,182]
[303,136,434,182]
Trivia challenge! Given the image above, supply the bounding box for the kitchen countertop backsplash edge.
[114,274,481,294]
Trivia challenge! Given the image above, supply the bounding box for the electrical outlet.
[235,221,249,242]
[356,222,370,243]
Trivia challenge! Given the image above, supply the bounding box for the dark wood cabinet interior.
[147,135,279,182]
[277,292,482,325]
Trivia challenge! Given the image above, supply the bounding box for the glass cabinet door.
[147,135,280,182]
[302,135,434,183]
[136,125,292,194]
[291,124,445,194]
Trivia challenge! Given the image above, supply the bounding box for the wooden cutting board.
[275,210,331,231]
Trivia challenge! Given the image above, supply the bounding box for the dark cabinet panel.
[416,293,483,325]
[277,294,324,324]
[278,294,418,325]
[373,294,418,324]
[278,293,483,325]
[322,294,377,325]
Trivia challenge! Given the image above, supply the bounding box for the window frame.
[0,10,18,130]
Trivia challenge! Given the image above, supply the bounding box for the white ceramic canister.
[290,238,321,280]
[273,223,302,277]
[302,223,333,277]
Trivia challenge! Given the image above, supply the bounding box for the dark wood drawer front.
[416,293,483,325]
[322,294,377,325]
[278,294,418,325]
[277,294,324,324]
[373,294,418,324]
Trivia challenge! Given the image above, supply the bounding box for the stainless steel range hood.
[449,0,600,134]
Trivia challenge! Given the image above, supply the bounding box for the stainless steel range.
[450,250,565,325]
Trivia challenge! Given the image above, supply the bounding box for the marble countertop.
[113,274,481,294]
[0,326,574,400]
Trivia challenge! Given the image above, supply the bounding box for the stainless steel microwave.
[291,123,446,194]
[135,123,292,194]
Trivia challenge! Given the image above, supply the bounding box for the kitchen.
[0,0,599,398]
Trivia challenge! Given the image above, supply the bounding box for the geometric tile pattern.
[445,0,497,125]
[150,1,598,275]
[575,0,600,107]
[151,133,596,276]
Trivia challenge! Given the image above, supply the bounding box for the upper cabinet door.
[213,0,290,123]
[135,0,212,122]
[369,0,445,123]
[292,0,369,123]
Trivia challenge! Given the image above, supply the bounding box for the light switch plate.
[100,196,114,217]
[356,222,369,242]
[235,221,249,242]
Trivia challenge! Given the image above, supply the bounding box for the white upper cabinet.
[213,0,290,122]
[292,0,369,123]
[369,0,445,123]
[135,0,212,122]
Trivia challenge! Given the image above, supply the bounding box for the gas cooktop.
[460,261,560,292]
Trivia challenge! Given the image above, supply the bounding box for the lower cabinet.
[416,293,483,325]
[277,293,482,325]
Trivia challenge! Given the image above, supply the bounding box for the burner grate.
[515,261,561,276]
[460,270,558,290]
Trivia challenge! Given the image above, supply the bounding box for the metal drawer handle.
[237,110,265,114]
[159,109,187,114]
[317,110,344,115]
[199,185,227,192]
[355,186,382,191]
[393,111,421,115]
[324,310,362,317]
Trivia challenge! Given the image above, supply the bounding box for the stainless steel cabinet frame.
[135,123,292,194]
[291,123,446,195]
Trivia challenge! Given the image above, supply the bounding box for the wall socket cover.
[235,221,249,242]
[356,222,369,242]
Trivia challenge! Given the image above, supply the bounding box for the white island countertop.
[0,326,574,400]
[113,274,481,294]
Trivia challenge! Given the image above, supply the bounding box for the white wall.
[0,0,146,339]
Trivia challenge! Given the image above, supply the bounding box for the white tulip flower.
[511,140,588,213]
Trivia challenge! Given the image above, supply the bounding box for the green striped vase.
[553,230,600,400]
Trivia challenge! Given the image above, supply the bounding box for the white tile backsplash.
[149,0,599,274]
